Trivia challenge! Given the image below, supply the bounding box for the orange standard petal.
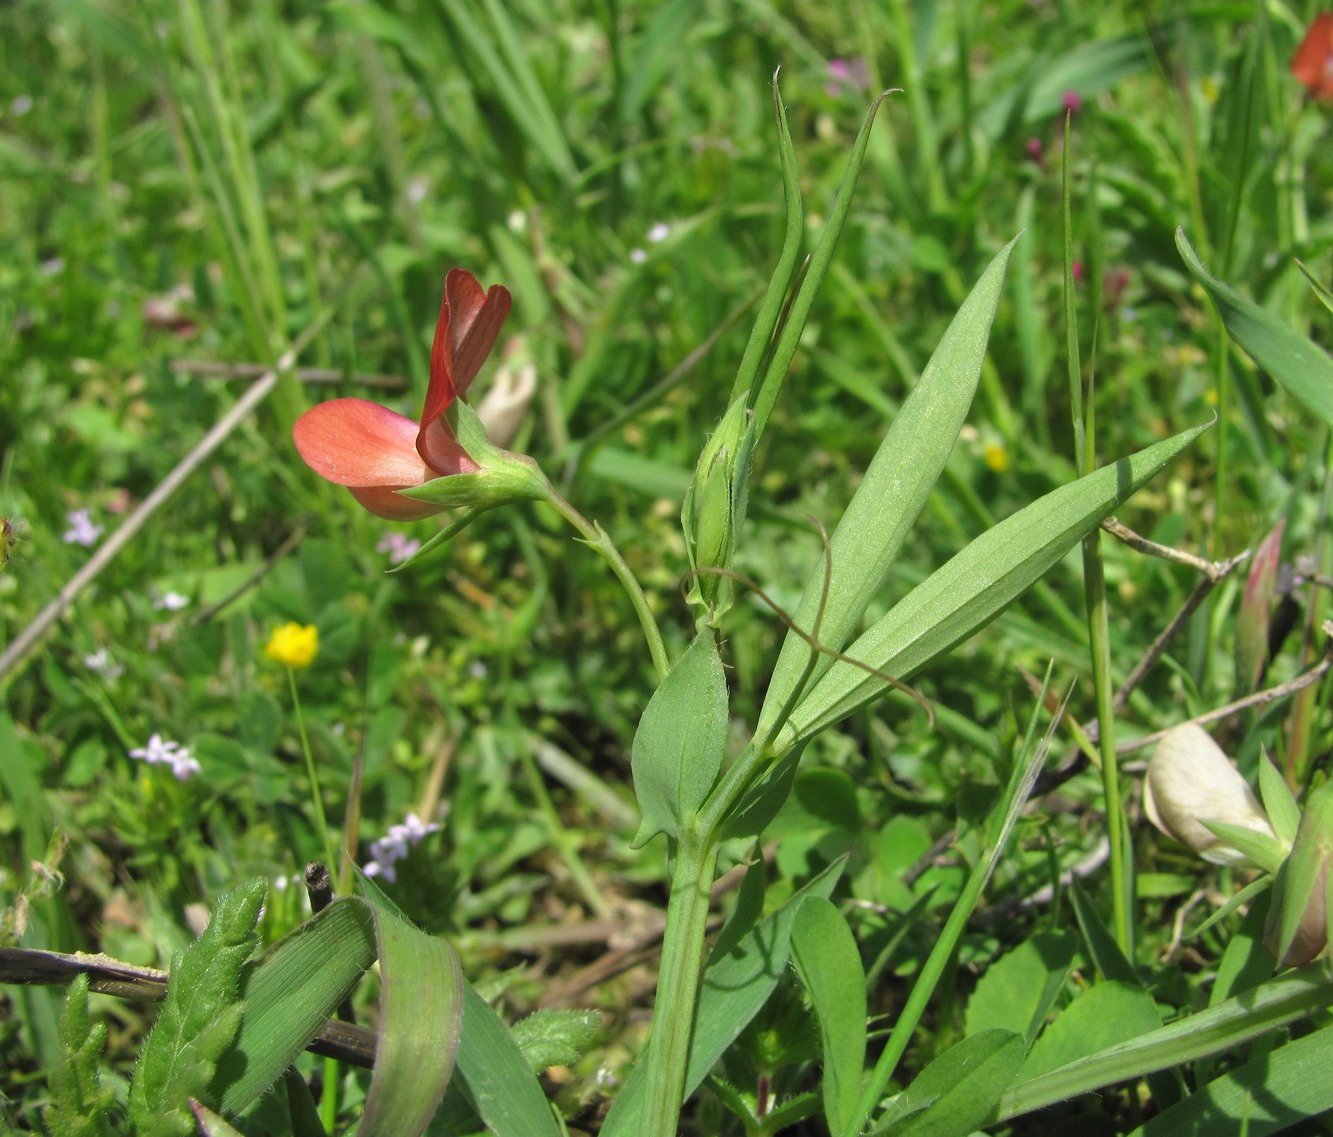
[294,398,433,486]
[1292,12,1333,101]
[421,269,513,426]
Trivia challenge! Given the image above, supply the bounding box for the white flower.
[63,509,102,547]
[83,648,124,679]
[153,591,190,611]
[646,222,671,243]
[629,247,647,265]
[1144,724,1276,866]
[129,733,199,781]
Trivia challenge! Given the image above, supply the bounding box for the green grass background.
[1,0,1331,1130]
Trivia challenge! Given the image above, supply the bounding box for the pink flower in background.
[1061,89,1082,113]
[826,57,870,97]
[293,269,512,520]
[377,531,422,565]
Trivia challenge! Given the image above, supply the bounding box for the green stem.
[1084,533,1131,956]
[541,486,670,683]
[288,666,336,873]
[285,664,339,1131]
[641,833,719,1137]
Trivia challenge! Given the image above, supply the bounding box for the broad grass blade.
[1177,229,1333,428]
[452,981,564,1137]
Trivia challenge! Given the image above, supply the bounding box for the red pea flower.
[293,269,512,520]
[1292,12,1333,102]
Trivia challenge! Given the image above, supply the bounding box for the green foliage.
[509,1007,603,1072]
[3,0,1333,1133]
[44,976,116,1137]
[963,930,1079,1046]
[1177,230,1333,429]
[790,897,867,1136]
[129,879,265,1137]
[872,1030,1025,1137]
[630,626,728,845]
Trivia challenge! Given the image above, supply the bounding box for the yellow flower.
[265,622,319,669]
[982,442,1010,474]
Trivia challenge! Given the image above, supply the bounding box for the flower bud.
[681,391,756,623]
[1144,724,1280,867]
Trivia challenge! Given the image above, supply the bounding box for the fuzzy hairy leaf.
[43,975,116,1137]
[510,1008,603,1072]
[129,878,265,1137]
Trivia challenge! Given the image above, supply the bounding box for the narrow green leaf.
[1258,749,1300,847]
[729,75,804,407]
[1264,777,1333,967]
[131,879,266,1137]
[758,237,1019,739]
[631,627,728,845]
[1176,229,1333,428]
[453,980,563,1137]
[779,423,1209,749]
[751,91,892,441]
[1130,1025,1333,1137]
[1296,259,1333,315]
[872,1030,1025,1137]
[790,898,867,1137]
[1070,882,1137,985]
[996,964,1333,1121]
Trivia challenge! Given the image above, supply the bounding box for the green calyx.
[398,401,551,512]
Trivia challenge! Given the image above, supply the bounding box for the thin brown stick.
[173,359,408,389]
[0,315,330,686]
[1116,629,1333,755]
[1109,553,1247,718]
[1100,516,1247,582]
[0,946,377,1068]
